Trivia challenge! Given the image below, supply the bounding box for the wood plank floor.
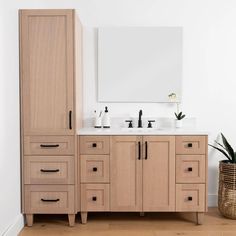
[19,208,236,236]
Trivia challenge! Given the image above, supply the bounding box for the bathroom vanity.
[19,9,208,227]
[78,129,208,225]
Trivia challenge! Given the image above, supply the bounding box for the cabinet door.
[20,10,74,135]
[110,136,142,211]
[143,136,175,211]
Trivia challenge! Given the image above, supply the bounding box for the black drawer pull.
[92,196,97,201]
[92,143,97,148]
[188,167,193,172]
[41,198,60,202]
[187,143,193,148]
[40,169,59,173]
[93,167,98,172]
[69,110,72,129]
[40,144,59,148]
[188,196,193,201]
[138,141,141,160]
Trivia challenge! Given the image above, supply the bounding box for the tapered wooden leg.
[196,212,204,225]
[81,212,88,224]
[68,214,75,227]
[26,214,33,227]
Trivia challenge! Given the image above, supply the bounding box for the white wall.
[1,0,236,233]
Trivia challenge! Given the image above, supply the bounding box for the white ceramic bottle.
[102,106,111,128]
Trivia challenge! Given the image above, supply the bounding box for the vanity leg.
[81,212,88,224]
[196,212,204,225]
[68,214,76,227]
[26,214,33,227]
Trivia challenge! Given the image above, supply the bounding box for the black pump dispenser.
[105,106,108,113]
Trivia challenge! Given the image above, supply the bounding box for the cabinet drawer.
[176,184,205,212]
[81,184,109,211]
[24,136,74,155]
[24,185,75,214]
[176,136,206,155]
[81,155,109,183]
[24,156,74,184]
[176,155,205,183]
[80,136,110,155]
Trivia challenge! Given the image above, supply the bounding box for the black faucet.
[138,110,143,128]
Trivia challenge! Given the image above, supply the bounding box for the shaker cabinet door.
[142,136,175,211]
[110,136,142,211]
[20,10,74,135]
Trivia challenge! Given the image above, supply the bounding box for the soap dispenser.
[102,106,111,128]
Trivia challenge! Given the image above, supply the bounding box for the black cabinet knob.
[187,143,193,148]
[92,143,97,148]
[188,167,193,172]
[92,196,97,201]
[93,167,98,172]
[188,196,193,201]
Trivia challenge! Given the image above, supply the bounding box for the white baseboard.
[208,194,217,207]
[3,214,25,236]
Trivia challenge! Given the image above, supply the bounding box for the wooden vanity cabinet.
[79,135,208,225]
[20,9,82,227]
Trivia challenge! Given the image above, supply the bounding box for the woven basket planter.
[218,160,236,219]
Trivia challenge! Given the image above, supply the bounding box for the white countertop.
[77,127,208,136]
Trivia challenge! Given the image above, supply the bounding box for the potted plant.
[209,133,236,219]
[175,112,185,128]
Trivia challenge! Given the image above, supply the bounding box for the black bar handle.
[41,198,60,202]
[145,141,148,160]
[93,167,98,172]
[40,144,59,148]
[188,196,193,201]
[138,142,141,160]
[40,169,59,173]
[92,143,97,148]
[69,110,72,129]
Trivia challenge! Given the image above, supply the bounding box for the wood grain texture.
[19,208,236,236]
[110,136,142,212]
[81,184,110,212]
[20,9,74,135]
[24,185,75,214]
[176,184,205,212]
[176,136,206,155]
[24,156,74,184]
[24,136,75,156]
[143,136,175,211]
[80,136,110,155]
[176,155,206,184]
[80,155,110,183]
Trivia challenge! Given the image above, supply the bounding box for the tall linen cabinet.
[19,9,82,226]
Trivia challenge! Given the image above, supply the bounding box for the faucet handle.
[125,120,133,128]
[147,120,155,128]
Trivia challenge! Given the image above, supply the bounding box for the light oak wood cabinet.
[20,9,82,227]
[79,135,208,225]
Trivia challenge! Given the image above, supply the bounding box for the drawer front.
[24,136,74,155]
[81,155,109,183]
[176,136,206,155]
[24,156,74,184]
[176,155,205,183]
[176,184,205,212]
[24,185,75,214]
[81,184,109,211]
[80,136,110,155]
